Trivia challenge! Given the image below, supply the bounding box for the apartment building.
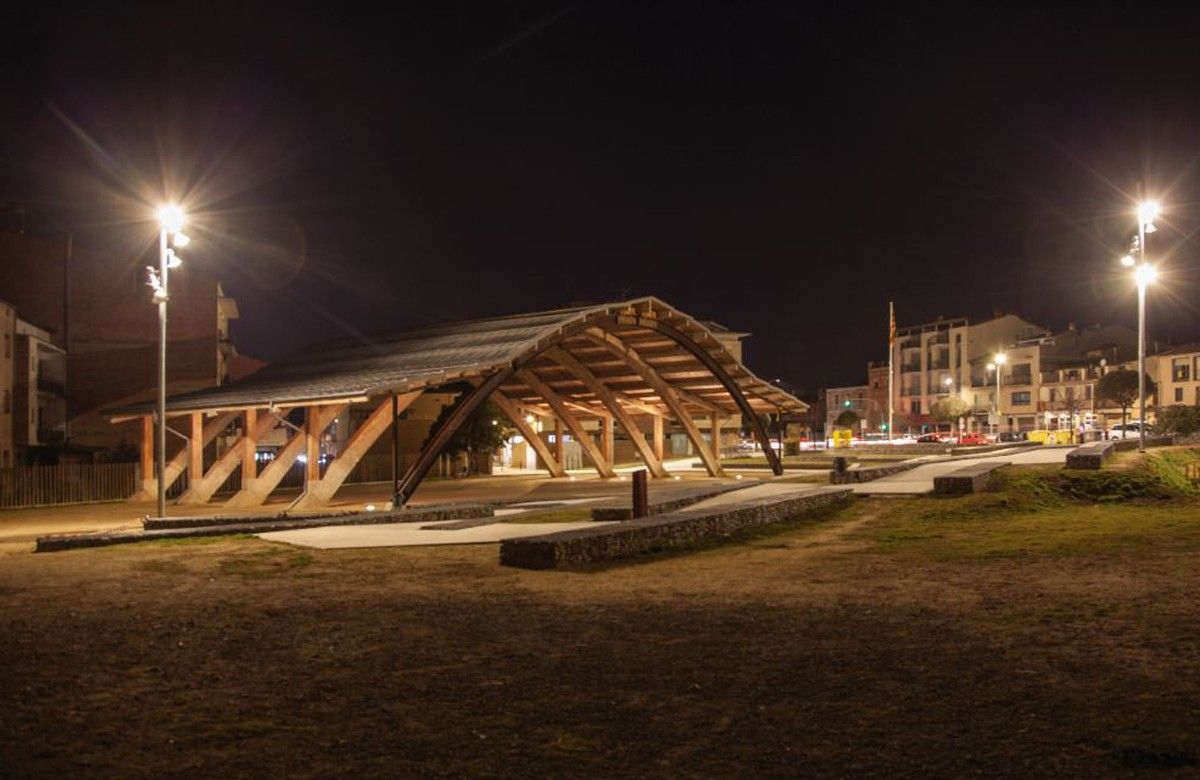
[823,384,869,433]
[0,229,244,450]
[1150,343,1200,409]
[892,313,1046,431]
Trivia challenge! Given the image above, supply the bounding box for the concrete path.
[685,480,831,508]
[259,518,619,550]
[852,446,1073,495]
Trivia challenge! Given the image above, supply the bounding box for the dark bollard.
[632,469,649,519]
[832,456,848,474]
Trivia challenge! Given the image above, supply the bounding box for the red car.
[957,432,989,446]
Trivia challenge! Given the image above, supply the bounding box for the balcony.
[37,377,66,397]
[927,359,950,370]
[901,363,921,373]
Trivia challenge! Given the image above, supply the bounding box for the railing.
[0,463,140,509]
[901,363,921,373]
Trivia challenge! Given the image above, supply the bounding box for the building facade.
[892,313,1046,431]
[824,384,869,433]
[0,230,243,451]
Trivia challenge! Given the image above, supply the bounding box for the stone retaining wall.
[1065,442,1114,470]
[36,504,492,553]
[829,461,921,484]
[501,488,853,570]
[933,462,1006,495]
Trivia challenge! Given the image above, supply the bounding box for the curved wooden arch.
[392,311,784,505]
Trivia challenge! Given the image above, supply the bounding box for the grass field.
[1,450,1198,777]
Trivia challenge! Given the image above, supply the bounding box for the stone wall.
[501,488,853,569]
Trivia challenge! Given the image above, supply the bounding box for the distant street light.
[1131,198,1160,453]
[151,204,188,518]
[987,352,1006,438]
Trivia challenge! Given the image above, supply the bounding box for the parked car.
[1110,421,1153,438]
[915,433,942,443]
[957,432,989,446]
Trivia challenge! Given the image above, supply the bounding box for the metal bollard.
[832,456,848,474]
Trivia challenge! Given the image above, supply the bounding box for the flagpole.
[888,301,895,442]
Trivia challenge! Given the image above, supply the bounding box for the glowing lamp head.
[172,232,191,248]
[1120,254,1136,267]
[156,204,185,233]
[943,376,953,386]
[993,353,1007,365]
[986,362,996,371]
[1134,264,1158,288]
[1137,200,1160,226]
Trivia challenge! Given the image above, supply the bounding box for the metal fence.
[0,463,141,509]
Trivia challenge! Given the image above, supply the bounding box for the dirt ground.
[2,471,1199,777]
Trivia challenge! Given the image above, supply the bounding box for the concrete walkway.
[258,499,617,550]
[258,481,827,551]
[852,446,1073,495]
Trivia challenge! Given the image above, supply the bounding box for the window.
[1173,360,1191,382]
[1176,387,1184,403]
[910,401,920,414]
[3,333,8,358]
[1010,363,1032,385]
[1011,391,1031,406]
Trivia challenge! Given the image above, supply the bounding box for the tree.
[834,409,860,429]
[1157,404,1200,437]
[1096,369,1156,429]
[930,397,969,430]
[424,398,513,475]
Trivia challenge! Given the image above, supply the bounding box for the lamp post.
[1132,200,1159,453]
[942,375,959,437]
[987,352,1006,438]
[150,204,188,518]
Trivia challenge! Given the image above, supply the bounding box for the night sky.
[2,3,1199,396]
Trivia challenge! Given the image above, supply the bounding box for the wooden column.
[653,414,664,461]
[710,412,722,460]
[188,412,204,484]
[602,416,614,465]
[555,417,565,466]
[139,414,156,494]
[487,389,566,477]
[292,393,421,511]
[305,405,321,486]
[241,408,258,490]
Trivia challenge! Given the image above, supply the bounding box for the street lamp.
[150,204,189,518]
[943,375,957,437]
[987,352,1006,438]
[1131,199,1160,453]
